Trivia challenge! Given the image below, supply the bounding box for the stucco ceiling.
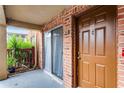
[4,5,70,25]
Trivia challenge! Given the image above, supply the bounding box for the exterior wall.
[0,5,7,80]
[40,5,124,88]
[41,5,93,87]
[117,5,124,88]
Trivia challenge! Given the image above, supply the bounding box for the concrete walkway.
[0,70,64,88]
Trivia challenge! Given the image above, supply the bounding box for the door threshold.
[43,70,63,85]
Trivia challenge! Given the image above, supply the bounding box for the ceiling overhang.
[4,5,71,26]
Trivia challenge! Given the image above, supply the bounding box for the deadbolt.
[77,51,81,60]
[92,30,95,35]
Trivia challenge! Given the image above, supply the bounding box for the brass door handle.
[77,56,81,60]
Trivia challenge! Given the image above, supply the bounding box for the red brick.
[118,64,124,70]
[118,20,124,25]
[118,81,124,88]
[118,76,124,81]
[118,26,124,31]
[118,71,124,76]
[118,36,124,43]
[118,5,124,88]
[118,7,124,14]
[118,15,124,20]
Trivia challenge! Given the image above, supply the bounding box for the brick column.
[62,5,92,88]
[0,5,7,80]
[63,16,73,87]
[117,5,124,87]
[37,31,44,69]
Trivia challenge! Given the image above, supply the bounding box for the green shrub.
[7,34,33,49]
[7,55,17,68]
[7,34,34,68]
[17,35,24,48]
[21,37,33,48]
[7,34,18,49]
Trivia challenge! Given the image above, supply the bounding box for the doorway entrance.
[77,6,117,88]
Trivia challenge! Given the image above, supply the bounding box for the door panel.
[96,64,105,88]
[95,28,105,56]
[83,31,90,54]
[78,6,116,88]
[82,62,89,81]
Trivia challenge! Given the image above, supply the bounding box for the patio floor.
[0,70,64,88]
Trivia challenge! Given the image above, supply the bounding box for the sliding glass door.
[52,27,63,79]
[44,32,52,72]
[44,27,63,79]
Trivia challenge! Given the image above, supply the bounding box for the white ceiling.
[5,5,70,25]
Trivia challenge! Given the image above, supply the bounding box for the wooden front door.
[78,6,116,88]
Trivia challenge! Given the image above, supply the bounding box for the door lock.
[92,30,95,35]
[77,56,81,60]
[77,51,81,60]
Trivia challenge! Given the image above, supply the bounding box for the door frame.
[72,5,118,87]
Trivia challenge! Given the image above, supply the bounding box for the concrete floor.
[0,70,64,88]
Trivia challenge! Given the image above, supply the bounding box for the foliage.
[7,54,17,68]
[17,35,23,49]
[7,34,19,49]
[21,37,33,48]
[7,34,34,69]
[7,34,33,49]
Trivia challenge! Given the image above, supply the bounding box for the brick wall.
[41,5,93,88]
[117,5,124,88]
[39,5,124,88]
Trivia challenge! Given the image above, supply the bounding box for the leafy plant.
[17,35,24,48]
[7,34,19,49]
[7,34,33,49]
[7,55,17,68]
[7,34,34,69]
[21,37,33,48]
